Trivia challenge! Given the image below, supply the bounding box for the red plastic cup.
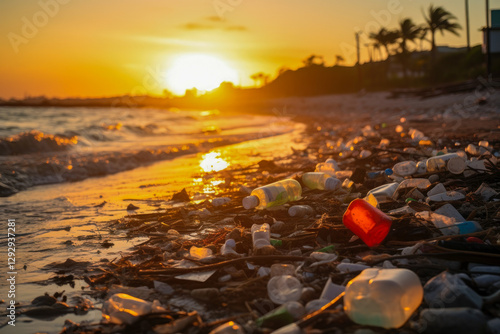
[343,199,392,247]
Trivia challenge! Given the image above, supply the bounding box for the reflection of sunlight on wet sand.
[199,152,229,172]
[192,177,225,194]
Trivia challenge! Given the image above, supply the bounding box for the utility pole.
[365,44,373,62]
[465,0,470,51]
[355,32,361,65]
[486,0,491,76]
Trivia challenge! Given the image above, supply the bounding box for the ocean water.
[0,106,305,333]
[0,106,293,194]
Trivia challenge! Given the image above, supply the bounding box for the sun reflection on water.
[193,177,225,194]
[199,152,229,173]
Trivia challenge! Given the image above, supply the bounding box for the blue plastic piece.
[456,221,481,234]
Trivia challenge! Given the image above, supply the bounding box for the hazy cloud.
[182,23,214,30]
[181,16,246,32]
[206,16,224,22]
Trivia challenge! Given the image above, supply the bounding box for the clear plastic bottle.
[301,172,340,191]
[267,275,303,305]
[344,268,423,329]
[426,153,466,174]
[288,205,314,217]
[243,179,302,210]
[392,161,417,176]
[315,158,339,176]
[251,223,271,249]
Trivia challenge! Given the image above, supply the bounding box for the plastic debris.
[267,275,303,305]
[243,179,302,209]
[344,268,423,329]
[102,293,165,325]
[343,199,392,247]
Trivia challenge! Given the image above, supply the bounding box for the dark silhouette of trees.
[302,54,325,67]
[250,72,270,87]
[423,5,461,57]
[335,55,345,66]
[369,28,399,60]
[398,18,422,55]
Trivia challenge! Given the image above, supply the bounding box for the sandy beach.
[1,89,499,333]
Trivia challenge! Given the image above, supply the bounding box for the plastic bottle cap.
[325,177,341,191]
[447,157,466,174]
[385,168,393,175]
[242,195,259,209]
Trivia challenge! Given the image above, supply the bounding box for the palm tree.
[369,28,399,60]
[397,18,422,80]
[372,42,382,61]
[398,18,422,54]
[417,27,429,51]
[423,5,461,56]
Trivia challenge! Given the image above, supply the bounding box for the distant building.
[482,9,500,54]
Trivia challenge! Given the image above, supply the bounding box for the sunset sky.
[0,0,497,98]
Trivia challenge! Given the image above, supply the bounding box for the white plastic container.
[288,205,314,217]
[344,268,423,329]
[102,293,164,325]
[243,179,302,210]
[426,153,466,174]
[251,223,271,249]
[267,275,303,305]
[392,161,417,176]
[366,182,399,201]
[301,172,340,190]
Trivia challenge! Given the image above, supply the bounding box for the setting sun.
[165,54,238,95]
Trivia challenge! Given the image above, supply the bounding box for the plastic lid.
[325,177,341,191]
[447,156,466,174]
[242,195,259,209]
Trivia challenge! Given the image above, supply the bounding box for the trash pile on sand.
[13,113,500,334]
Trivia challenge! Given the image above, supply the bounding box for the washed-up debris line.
[11,114,500,334]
